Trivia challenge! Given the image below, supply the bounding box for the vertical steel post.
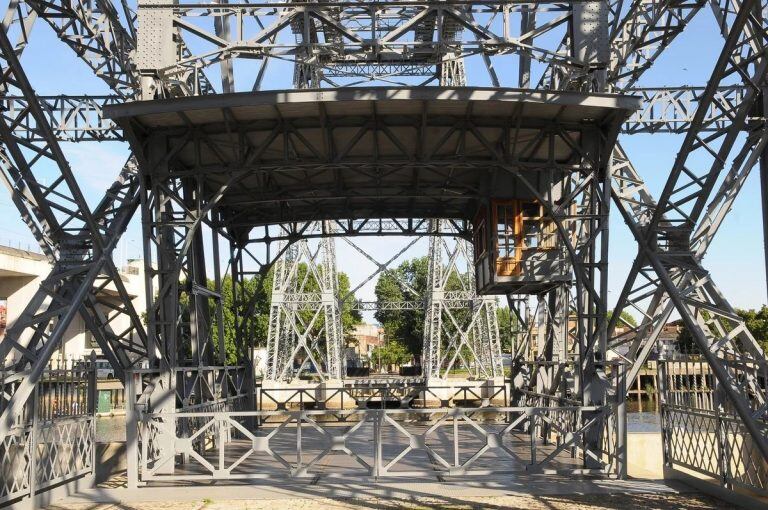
[125,371,139,489]
[28,383,39,509]
[373,409,383,478]
[616,363,627,479]
[657,357,670,469]
[760,149,768,304]
[519,6,534,88]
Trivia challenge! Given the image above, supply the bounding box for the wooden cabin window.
[491,200,555,277]
[520,202,556,251]
[495,203,517,259]
[493,202,521,276]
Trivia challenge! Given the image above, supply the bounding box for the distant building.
[350,323,385,358]
[659,319,683,342]
[0,244,148,363]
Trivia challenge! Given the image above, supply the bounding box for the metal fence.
[0,358,96,508]
[127,366,625,484]
[658,356,768,497]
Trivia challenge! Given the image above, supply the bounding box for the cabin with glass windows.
[474,199,571,295]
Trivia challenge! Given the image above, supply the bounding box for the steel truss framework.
[0,86,752,143]
[423,219,504,380]
[265,222,344,381]
[264,217,505,381]
[0,0,765,503]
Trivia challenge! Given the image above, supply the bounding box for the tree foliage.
[496,306,518,352]
[675,306,768,355]
[165,265,361,366]
[211,273,272,364]
[370,340,412,371]
[374,257,429,354]
[737,307,768,353]
[373,255,494,357]
[607,309,638,328]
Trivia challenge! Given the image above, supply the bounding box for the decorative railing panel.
[659,357,768,496]
[0,358,96,508]
[0,426,31,505]
[136,403,621,483]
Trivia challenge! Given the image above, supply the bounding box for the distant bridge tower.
[265,223,344,381]
[423,220,504,380]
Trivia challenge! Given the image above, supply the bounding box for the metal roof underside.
[107,87,640,229]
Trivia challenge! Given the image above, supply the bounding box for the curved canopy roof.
[107,87,640,230]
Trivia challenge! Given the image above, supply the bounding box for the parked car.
[95,360,115,379]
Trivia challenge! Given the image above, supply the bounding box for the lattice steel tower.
[423,220,504,379]
[265,223,344,381]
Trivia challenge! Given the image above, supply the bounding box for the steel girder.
[530,0,768,440]
[241,219,472,246]
[1,86,752,145]
[538,0,705,90]
[0,0,220,390]
[519,2,613,424]
[0,95,124,142]
[608,0,768,460]
[608,0,767,371]
[2,0,37,54]
[607,0,706,90]
[132,152,240,370]
[136,0,583,93]
[0,25,150,437]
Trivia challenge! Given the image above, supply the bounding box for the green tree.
[674,306,768,355]
[338,272,363,341]
[154,266,361,366]
[607,309,638,329]
[211,273,272,364]
[675,321,696,353]
[374,257,429,354]
[736,307,768,353]
[374,256,486,357]
[496,305,518,352]
[370,340,412,372]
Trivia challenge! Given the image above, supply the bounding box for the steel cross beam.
[607,0,706,91]
[137,0,584,94]
[0,26,151,437]
[609,0,768,461]
[22,0,138,97]
[1,86,752,143]
[1,95,124,141]
[625,86,750,133]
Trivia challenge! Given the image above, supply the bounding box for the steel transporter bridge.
[0,0,767,508]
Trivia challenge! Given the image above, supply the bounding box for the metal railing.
[135,403,620,482]
[125,366,625,484]
[659,356,768,497]
[257,382,510,412]
[0,357,96,507]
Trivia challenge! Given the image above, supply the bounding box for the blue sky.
[0,5,764,319]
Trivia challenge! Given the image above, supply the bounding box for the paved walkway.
[48,476,741,510]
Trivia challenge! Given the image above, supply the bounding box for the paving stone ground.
[47,492,738,510]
